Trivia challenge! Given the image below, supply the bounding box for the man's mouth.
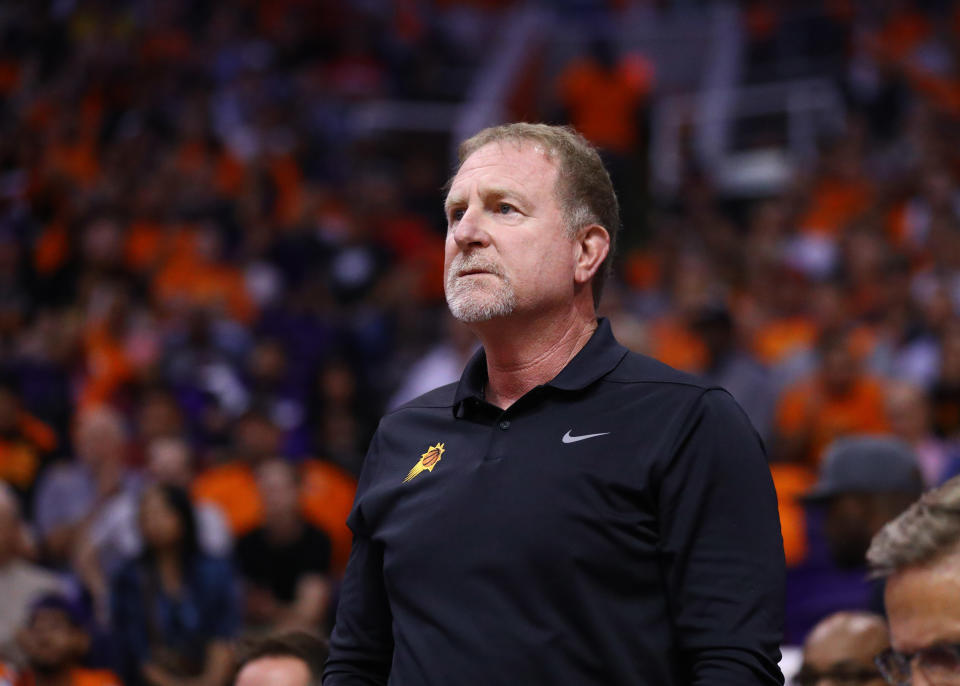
[458,269,491,277]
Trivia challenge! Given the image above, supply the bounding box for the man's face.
[885,554,960,686]
[820,342,857,395]
[257,461,299,522]
[18,607,86,671]
[235,656,311,686]
[443,140,577,324]
[825,494,874,569]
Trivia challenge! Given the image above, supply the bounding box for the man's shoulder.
[605,348,711,392]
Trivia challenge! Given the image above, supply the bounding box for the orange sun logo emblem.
[403,443,445,483]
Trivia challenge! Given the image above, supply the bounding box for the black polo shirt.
[325,319,785,686]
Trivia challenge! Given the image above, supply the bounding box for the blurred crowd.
[0,0,958,684]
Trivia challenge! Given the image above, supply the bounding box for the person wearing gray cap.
[803,436,924,571]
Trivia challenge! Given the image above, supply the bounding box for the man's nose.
[452,206,490,249]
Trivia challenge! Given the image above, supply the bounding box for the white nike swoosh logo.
[562,430,611,444]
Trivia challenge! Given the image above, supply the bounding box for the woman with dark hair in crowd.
[110,484,239,686]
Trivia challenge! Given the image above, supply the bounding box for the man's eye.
[449,208,465,222]
[497,203,516,215]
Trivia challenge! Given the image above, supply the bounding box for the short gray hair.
[867,474,960,577]
[455,123,620,308]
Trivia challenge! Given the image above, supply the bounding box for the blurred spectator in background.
[787,436,924,643]
[0,484,63,660]
[885,381,958,487]
[774,329,890,467]
[243,339,306,456]
[132,390,187,464]
[192,409,280,538]
[555,36,653,235]
[793,611,888,686]
[387,319,476,409]
[231,631,327,686]
[305,359,376,475]
[122,437,232,559]
[556,36,652,157]
[236,459,331,634]
[111,484,237,686]
[33,407,141,620]
[693,303,776,443]
[803,436,923,574]
[868,474,960,686]
[0,593,120,686]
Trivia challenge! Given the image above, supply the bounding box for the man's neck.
[264,512,302,544]
[474,309,598,409]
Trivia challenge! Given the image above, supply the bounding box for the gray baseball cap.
[801,435,925,503]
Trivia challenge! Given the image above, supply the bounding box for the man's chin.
[446,297,515,324]
[444,285,517,323]
[447,306,510,324]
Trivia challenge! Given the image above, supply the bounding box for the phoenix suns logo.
[403,443,445,483]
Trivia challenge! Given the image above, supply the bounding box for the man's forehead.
[446,139,558,199]
[887,558,960,651]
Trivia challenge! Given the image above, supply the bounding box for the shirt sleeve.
[324,429,394,686]
[657,388,785,685]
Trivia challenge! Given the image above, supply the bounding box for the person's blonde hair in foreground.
[867,474,960,686]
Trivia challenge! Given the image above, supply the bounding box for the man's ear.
[574,224,610,286]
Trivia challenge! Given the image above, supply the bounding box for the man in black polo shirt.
[324,123,785,685]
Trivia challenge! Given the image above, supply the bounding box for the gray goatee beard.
[445,255,517,323]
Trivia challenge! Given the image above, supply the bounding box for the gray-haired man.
[867,474,960,686]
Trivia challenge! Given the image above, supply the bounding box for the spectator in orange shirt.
[152,224,255,325]
[192,410,280,537]
[797,133,874,238]
[642,251,714,374]
[0,593,121,686]
[556,37,653,156]
[774,327,890,467]
[556,36,653,236]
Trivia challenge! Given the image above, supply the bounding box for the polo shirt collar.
[452,318,627,413]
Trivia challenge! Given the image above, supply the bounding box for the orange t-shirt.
[192,462,263,537]
[775,375,890,466]
[557,54,653,154]
[79,325,134,410]
[153,257,255,324]
[798,178,873,237]
[299,459,358,576]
